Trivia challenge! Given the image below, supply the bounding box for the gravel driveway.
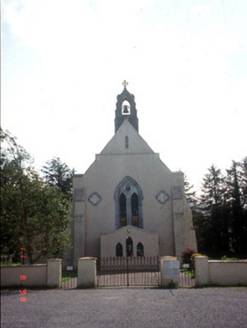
[1,287,247,328]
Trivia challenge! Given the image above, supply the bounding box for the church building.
[69,82,197,267]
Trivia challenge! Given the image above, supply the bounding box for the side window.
[137,242,144,257]
[116,243,123,257]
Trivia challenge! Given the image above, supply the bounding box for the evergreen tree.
[226,161,247,254]
[42,157,74,200]
[198,165,227,255]
[183,175,207,252]
[239,157,247,209]
[184,175,197,209]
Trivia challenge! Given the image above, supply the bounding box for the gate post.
[77,257,97,288]
[47,258,62,288]
[160,256,179,288]
[194,255,209,286]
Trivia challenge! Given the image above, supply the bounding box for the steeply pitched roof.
[100,119,155,155]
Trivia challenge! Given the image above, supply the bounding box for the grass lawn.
[180,269,195,278]
[62,270,77,282]
[1,263,21,266]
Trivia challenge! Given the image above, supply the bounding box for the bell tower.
[114,81,139,133]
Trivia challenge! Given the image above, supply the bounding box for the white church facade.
[69,82,197,267]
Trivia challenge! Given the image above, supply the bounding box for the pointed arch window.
[126,237,133,257]
[116,243,123,257]
[131,193,139,226]
[114,176,143,229]
[119,193,127,226]
[137,242,144,257]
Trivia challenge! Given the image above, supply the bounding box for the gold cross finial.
[122,80,128,88]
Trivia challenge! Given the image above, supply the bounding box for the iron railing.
[97,256,160,287]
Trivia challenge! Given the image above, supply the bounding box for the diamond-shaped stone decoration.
[88,192,102,206]
[155,190,170,205]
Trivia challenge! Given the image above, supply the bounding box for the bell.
[123,105,129,114]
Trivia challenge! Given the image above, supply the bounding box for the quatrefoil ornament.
[155,190,170,205]
[88,192,102,206]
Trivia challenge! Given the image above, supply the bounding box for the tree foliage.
[42,157,74,200]
[184,175,197,209]
[225,160,247,254]
[194,160,247,257]
[1,129,71,264]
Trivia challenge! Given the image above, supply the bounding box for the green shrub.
[221,255,240,261]
[181,248,197,269]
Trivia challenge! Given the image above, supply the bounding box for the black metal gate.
[178,270,195,288]
[61,260,195,289]
[97,256,160,287]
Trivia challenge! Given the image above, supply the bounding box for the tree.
[184,175,198,209]
[183,175,207,252]
[198,165,228,255]
[226,161,247,254]
[1,129,32,261]
[239,157,247,209]
[1,129,71,264]
[42,157,74,200]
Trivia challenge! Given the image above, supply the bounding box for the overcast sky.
[2,0,247,192]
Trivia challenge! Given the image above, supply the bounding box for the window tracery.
[114,176,143,229]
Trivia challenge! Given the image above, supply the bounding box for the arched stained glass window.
[114,176,143,229]
[119,193,127,226]
[131,193,139,226]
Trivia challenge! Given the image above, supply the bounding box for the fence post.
[77,257,97,288]
[194,256,209,286]
[47,258,62,288]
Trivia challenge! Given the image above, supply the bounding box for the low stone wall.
[209,260,247,285]
[1,258,62,288]
[1,265,47,287]
[195,256,247,286]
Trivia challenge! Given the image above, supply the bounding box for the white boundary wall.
[1,258,62,288]
[195,256,247,286]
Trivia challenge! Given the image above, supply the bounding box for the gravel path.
[1,287,247,328]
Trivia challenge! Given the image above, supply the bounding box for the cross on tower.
[122,80,128,88]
